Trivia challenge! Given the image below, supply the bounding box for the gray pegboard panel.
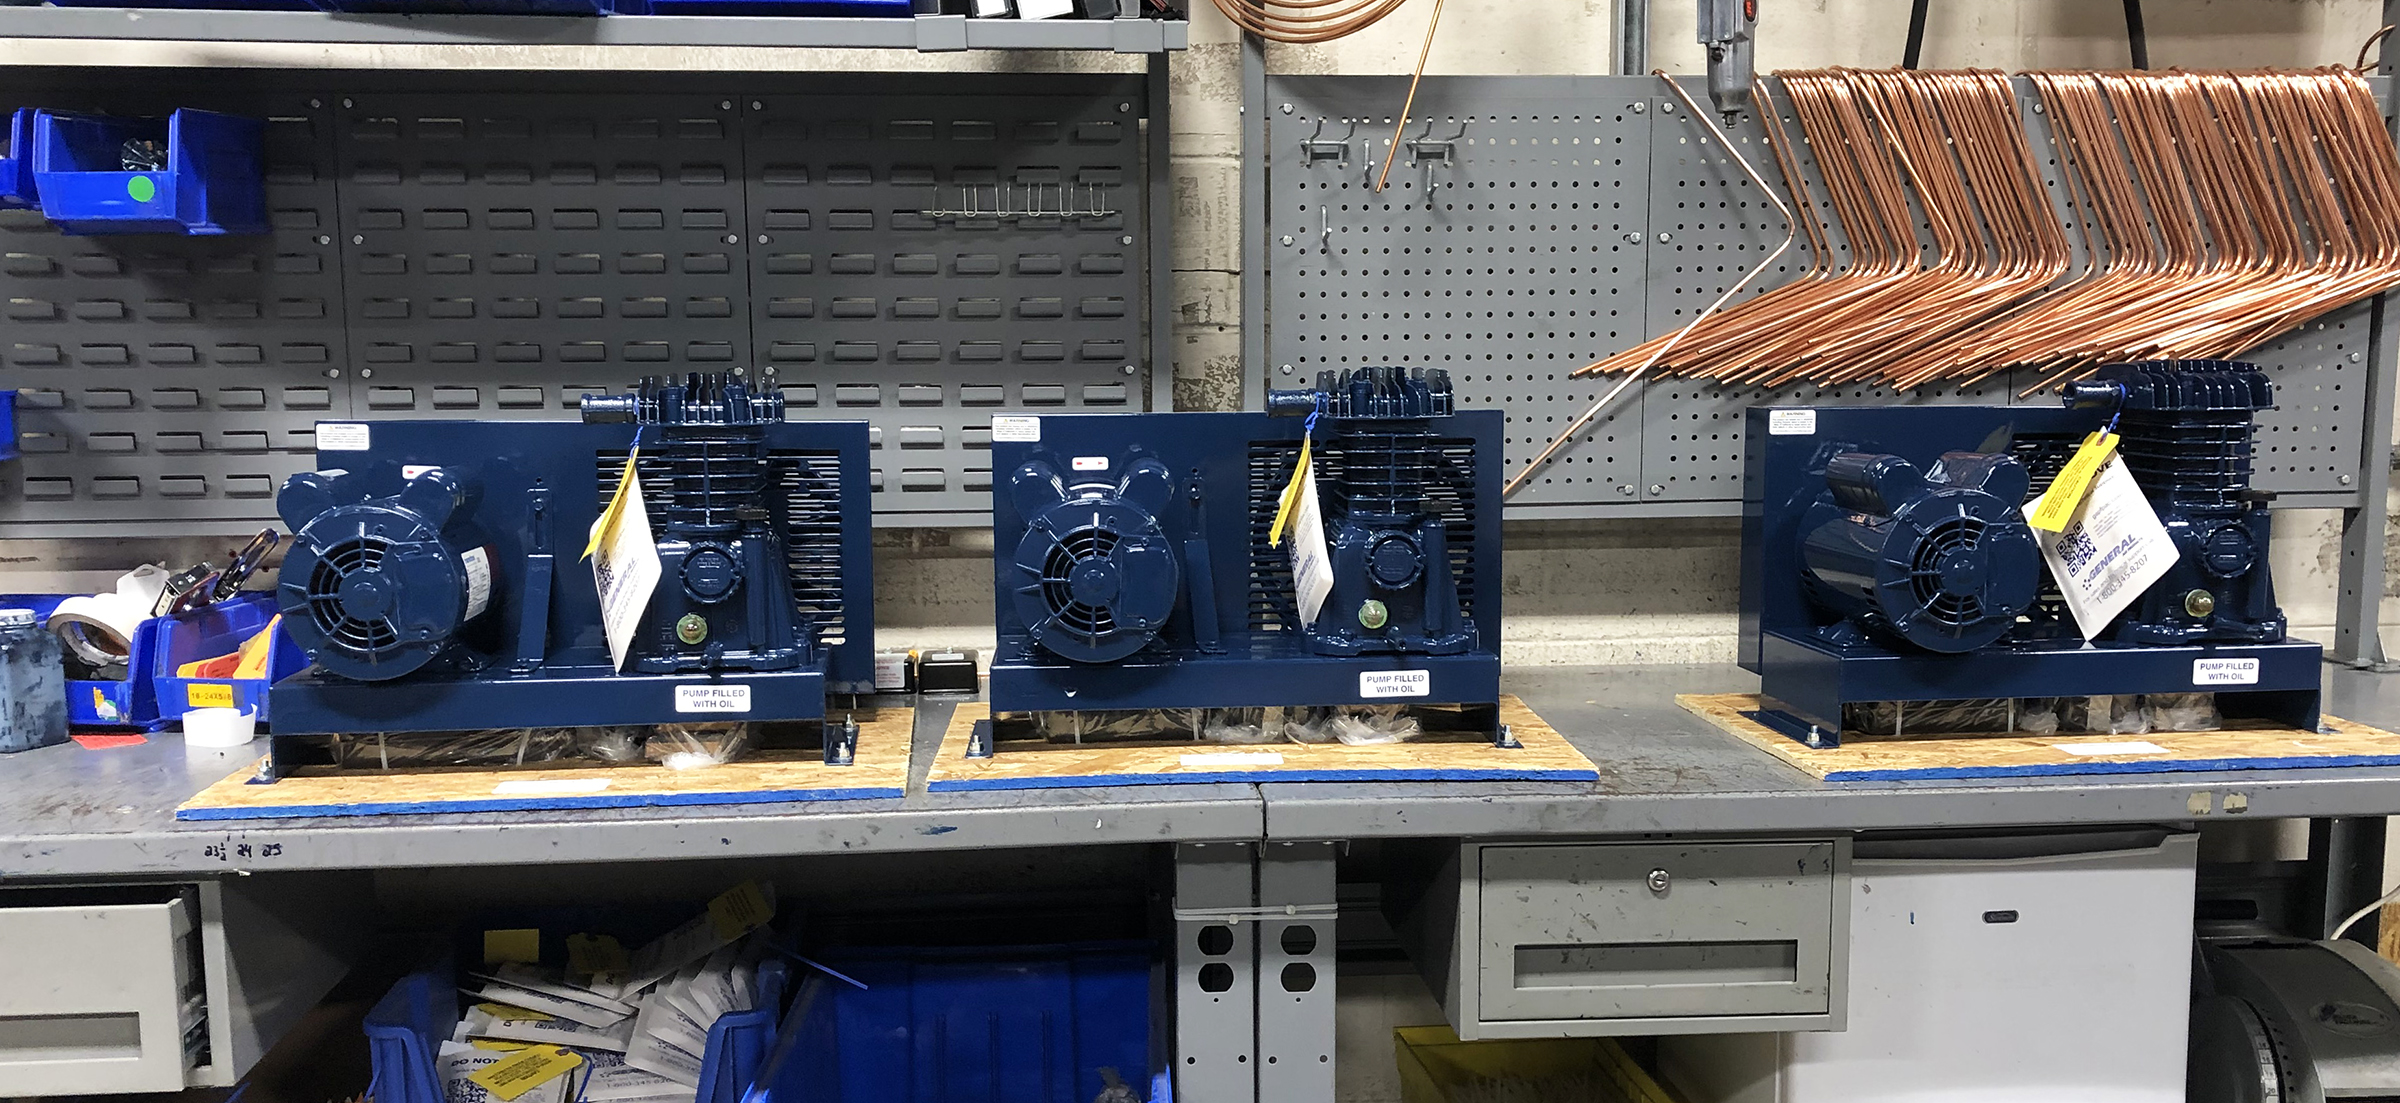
[335,92,752,419]
[1632,78,2038,504]
[1259,74,2385,516]
[1263,75,1653,513]
[2247,301,2374,501]
[744,82,1147,522]
[0,88,342,537]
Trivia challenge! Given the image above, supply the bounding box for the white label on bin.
[460,547,494,622]
[1071,456,1109,472]
[2194,657,2261,685]
[2053,741,2169,757]
[1768,409,1817,436]
[675,684,752,713]
[1359,670,1431,698]
[494,779,613,796]
[991,415,1041,442]
[1180,751,1284,767]
[316,422,371,451]
[403,464,440,480]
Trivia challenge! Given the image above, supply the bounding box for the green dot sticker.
[125,176,155,203]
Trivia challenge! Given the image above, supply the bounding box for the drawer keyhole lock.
[1647,869,1671,894]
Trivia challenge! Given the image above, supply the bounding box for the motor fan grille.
[1039,525,1122,640]
[305,535,402,656]
[1905,516,1987,629]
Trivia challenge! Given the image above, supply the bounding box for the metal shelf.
[11,666,2400,878]
[0,6,1189,51]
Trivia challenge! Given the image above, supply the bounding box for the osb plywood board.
[926,695,1597,792]
[1681,693,2400,782]
[175,707,911,820]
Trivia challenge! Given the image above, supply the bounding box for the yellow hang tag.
[466,1044,583,1101]
[565,933,628,978]
[1268,437,1315,548]
[482,928,541,965]
[582,446,641,561]
[473,1003,553,1022]
[2027,430,2119,533]
[707,880,775,942]
[469,1039,536,1052]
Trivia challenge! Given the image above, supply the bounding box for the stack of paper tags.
[439,882,780,1103]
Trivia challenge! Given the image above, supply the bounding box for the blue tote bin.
[32,108,267,235]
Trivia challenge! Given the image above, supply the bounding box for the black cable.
[2123,0,2149,69]
[1903,0,1930,69]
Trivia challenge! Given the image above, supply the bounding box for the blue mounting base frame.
[1750,632,2324,747]
[270,665,828,733]
[988,649,1499,714]
[1740,403,2324,748]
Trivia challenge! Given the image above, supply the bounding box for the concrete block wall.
[0,0,2394,667]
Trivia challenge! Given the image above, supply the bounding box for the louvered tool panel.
[0,90,341,534]
[337,94,752,419]
[746,91,1144,521]
[0,70,1156,536]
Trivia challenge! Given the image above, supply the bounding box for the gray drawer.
[0,887,204,1094]
[1386,837,1850,1039]
[1479,841,1838,1023]
[0,875,369,1097]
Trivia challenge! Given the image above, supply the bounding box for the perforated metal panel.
[1263,73,2385,517]
[0,69,1156,536]
[1264,76,1651,512]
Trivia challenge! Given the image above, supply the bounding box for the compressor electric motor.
[1739,360,2322,746]
[265,373,875,767]
[985,367,1504,743]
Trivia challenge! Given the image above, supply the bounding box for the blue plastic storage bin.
[0,592,160,729]
[0,388,18,461]
[0,111,36,209]
[31,108,266,236]
[366,954,789,1103]
[151,594,301,726]
[760,943,1171,1103]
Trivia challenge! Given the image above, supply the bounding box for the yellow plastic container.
[1393,1025,1682,1103]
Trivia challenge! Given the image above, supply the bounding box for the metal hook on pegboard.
[1300,116,1356,166]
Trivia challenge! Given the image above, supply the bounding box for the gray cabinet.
[0,874,367,1096]
[0,887,204,1094]
[1387,837,1850,1039]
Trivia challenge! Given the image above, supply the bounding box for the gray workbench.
[8,664,2400,879]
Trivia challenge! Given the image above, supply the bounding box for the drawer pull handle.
[1647,869,1671,894]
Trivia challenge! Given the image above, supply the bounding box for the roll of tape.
[47,593,148,667]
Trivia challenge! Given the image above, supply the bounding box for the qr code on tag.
[2059,527,2097,574]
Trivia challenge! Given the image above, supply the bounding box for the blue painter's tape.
[1819,753,2400,783]
[175,784,904,820]
[927,766,1597,792]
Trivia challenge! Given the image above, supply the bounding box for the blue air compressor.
[265,373,875,770]
[1740,360,2321,746]
[983,367,1503,747]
